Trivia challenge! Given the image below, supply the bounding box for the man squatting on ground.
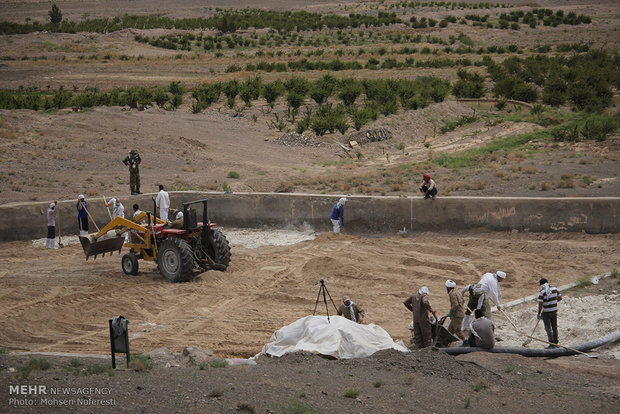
[403,286,437,349]
[468,308,495,349]
[537,278,562,348]
[445,279,465,341]
[156,184,170,222]
[76,194,88,236]
[46,201,58,249]
[337,296,365,323]
[419,173,437,199]
[330,197,347,233]
[460,270,506,333]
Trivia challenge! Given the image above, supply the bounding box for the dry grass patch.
[557,179,574,188]
[539,182,553,191]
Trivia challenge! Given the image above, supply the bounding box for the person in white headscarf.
[106,198,125,219]
[537,278,562,348]
[46,201,58,249]
[329,197,347,233]
[445,279,465,341]
[170,211,184,229]
[337,295,365,323]
[478,270,506,314]
[403,286,436,348]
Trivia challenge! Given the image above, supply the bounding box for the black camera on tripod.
[313,276,338,322]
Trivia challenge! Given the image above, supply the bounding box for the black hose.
[441,329,620,357]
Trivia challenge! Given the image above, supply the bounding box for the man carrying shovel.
[537,278,563,348]
[76,194,89,236]
[46,201,58,249]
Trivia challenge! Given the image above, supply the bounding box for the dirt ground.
[1,1,619,412]
[1,230,618,357]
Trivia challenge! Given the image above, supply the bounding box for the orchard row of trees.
[485,50,620,112]
[391,2,507,10]
[2,49,617,121]
[1,3,591,36]
[0,9,400,35]
[0,82,186,111]
[228,57,480,73]
[0,76,449,134]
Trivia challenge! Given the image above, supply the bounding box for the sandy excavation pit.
[1,229,619,358]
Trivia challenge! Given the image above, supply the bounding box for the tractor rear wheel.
[208,229,231,271]
[121,251,139,275]
[157,238,195,282]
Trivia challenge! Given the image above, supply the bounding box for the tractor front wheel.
[157,238,195,282]
[122,251,139,276]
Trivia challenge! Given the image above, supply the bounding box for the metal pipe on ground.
[442,329,620,357]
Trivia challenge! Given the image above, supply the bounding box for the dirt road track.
[1,230,618,357]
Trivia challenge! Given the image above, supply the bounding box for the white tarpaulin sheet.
[260,315,409,359]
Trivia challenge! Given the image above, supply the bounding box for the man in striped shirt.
[537,278,563,348]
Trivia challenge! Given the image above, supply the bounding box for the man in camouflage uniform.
[123,150,141,195]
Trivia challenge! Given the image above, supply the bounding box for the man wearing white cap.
[329,197,347,233]
[445,279,465,341]
[479,270,506,313]
[403,286,436,348]
[76,195,89,236]
[46,201,58,249]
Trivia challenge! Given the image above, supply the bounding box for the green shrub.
[17,358,52,380]
[227,171,240,179]
[262,80,285,107]
[168,81,186,96]
[129,354,153,372]
[239,76,262,107]
[49,4,62,25]
[580,114,619,141]
[169,94,183,110]
[310,103,349,135]
[208,359,229,368]
[453,69,485,98]
[192,82,221,111]
[278,398,316,414]
[309,74,336,105]
[343,389,360,398]
[285,77,310,96]
[286,92,305,112]
[348,107,370,131]
[154,89,169,108]
[86,364,110,375]
[337,78,364,106]
[222,80,239,109]
[542,75,567,107]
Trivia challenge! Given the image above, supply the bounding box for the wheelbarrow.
[431,314,460,348]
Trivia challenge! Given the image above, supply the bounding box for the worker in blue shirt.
[330,197,347,233]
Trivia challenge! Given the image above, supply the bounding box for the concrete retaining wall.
[1,192,618,242]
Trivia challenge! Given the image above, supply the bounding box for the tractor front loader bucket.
[79,216,148,260]
[80,234,125,260]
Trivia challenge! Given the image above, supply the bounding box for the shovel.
[522,317,540,347]
[57,205,64,248]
